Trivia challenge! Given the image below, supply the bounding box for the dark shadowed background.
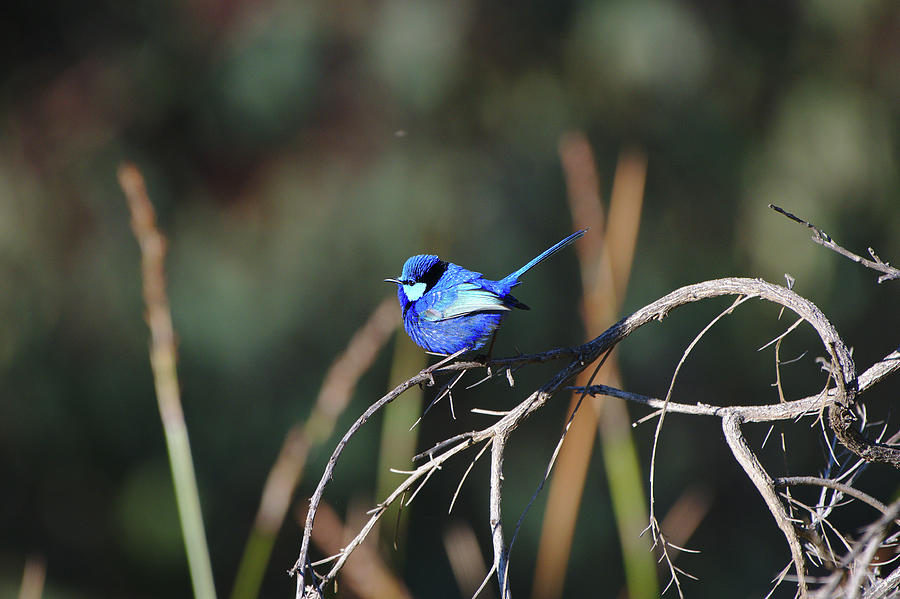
[1,1,899,598]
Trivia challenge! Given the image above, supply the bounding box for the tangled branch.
[293,277,900,599]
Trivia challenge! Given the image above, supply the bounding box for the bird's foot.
[420,348,467,377]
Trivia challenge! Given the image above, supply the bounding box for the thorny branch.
[294,277,899,599]
[812,498,900,599]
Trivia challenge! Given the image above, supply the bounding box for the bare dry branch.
[723,412,808,596]
[305,503,413,599]
[770,204,899,283]
[490,435,512,599]
[575,344,898,423]
[294,276,900,598]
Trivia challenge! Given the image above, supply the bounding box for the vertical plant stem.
[375,334,425,554]
[534,135,655,599]
[17,556,46,599]
[119,163,217,599]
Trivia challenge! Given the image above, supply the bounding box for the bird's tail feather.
[502,228,587,285]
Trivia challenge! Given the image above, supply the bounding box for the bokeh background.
[2,1,899,598]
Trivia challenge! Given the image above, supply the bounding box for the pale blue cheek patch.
[403,282,427,301]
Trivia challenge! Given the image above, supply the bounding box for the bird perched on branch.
[385,229,587,355]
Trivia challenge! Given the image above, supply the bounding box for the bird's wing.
[421,283,511,321]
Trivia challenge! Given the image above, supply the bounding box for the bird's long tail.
[502,228,587,285]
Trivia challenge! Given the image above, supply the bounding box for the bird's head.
[384,254,448,307]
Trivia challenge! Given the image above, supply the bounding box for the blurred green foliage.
[1,0,898,597]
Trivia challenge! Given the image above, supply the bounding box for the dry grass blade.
[16,556,45,599]
[444,525,495,599]
[118,163,217,599]
[534,134,651,599]
[232,298,398,599]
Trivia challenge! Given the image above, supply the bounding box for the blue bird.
[384,229,587,355]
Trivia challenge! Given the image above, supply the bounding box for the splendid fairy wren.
[385,229,586,355]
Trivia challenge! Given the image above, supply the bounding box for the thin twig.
[814,498,900,599]
[770,204,899,283]
[306,503,413,599]
[450,441,491,513]
[647,294,750,598]
[775,476,894,519]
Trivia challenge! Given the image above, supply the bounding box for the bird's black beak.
[384,278,401,284]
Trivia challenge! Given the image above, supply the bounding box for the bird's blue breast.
[401,268,512,354]
[403,305,505,354]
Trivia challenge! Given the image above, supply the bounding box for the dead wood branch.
[770,204,899,284]
[293,277,899,598]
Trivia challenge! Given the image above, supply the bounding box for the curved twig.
[774,476,893,518]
